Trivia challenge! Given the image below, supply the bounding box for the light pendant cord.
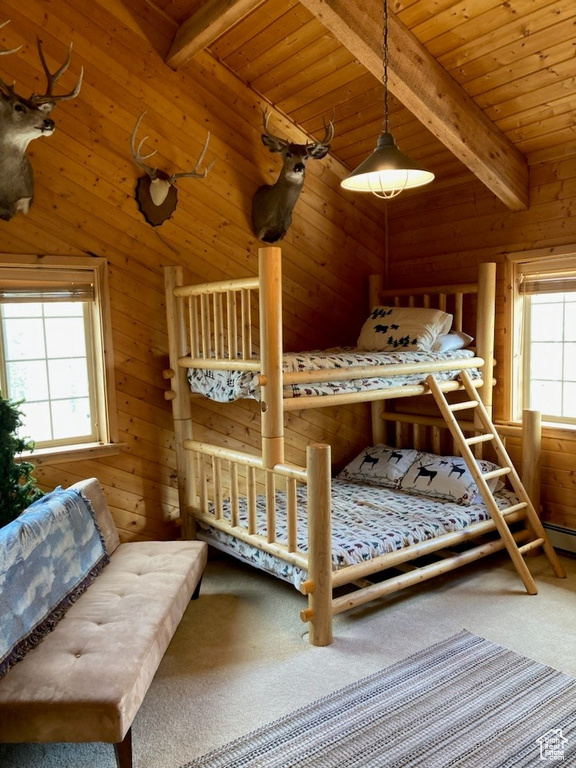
[340,0,434,197]
[382,0,389,134]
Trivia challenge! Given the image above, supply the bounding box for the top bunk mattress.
[187,347,481,403]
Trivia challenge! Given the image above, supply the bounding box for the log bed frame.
[163,247,565,646]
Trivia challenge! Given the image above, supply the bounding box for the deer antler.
[0,20,22,95]
[30,38,83,106]
[261,105,333,154]
[0,20,22,56]
[130,112,213,182]
[307,112,335,152]
[168,131,214,182]
[261,107,289,148]
[130,111,158,179]
[322,112,335,144]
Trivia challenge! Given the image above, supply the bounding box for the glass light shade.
[341,132,435,198]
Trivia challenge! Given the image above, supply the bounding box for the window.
[0,256,118,460]
[508,253,576,427]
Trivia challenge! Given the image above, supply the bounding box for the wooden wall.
[2,0,573,540]
[0,0,385,541]
[387,156,576,531]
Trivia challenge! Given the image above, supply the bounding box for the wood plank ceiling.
[149,0,575,207]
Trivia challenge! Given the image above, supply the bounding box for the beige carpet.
[1,549,575,768]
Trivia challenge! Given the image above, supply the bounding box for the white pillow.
[357,306,453,353]
[400,451,504,506]
[337,445,420,489]
[432,331,473,353]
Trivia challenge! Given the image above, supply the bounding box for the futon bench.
[0,477,207,768]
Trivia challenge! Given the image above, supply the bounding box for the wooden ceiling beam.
[166,0,267,70]
[299,0,530,211]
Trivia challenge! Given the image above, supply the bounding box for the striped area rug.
[182,630,576,768]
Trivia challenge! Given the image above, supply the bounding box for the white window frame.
[505,247,576,431]
[0,254,120,464]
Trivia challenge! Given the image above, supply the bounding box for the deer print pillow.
[357,306,453,353]
[400,451,503,506]
[337,445,420,489]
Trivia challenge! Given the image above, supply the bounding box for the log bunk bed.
[163,246,565,646]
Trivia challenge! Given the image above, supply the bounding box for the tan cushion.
[70,478,120,555]
[0,540,207,743]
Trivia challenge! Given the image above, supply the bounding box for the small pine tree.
[0,395,43,528]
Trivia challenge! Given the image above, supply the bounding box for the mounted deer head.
[130,111,214,227]
[0,25,83,221]
[251,108,334,243]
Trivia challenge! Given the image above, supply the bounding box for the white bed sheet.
[197,479,518,589]
[187,346,480,402]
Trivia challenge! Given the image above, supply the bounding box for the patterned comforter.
[197,479,518,589]
[187,347,480,402]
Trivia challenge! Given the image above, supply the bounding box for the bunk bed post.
[259,246,284,468]
[475,262,496,415]
[164,266,196,538]
[368,274,383,316]
[522,408,542,517]
[305,442,333,647]
[369,273,386,445]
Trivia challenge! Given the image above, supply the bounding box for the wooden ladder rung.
[429,369,567,589]
[465,433,494,446]
[518,538,545,555]
[449,400,479,412]
[499,502,528,516]
[483,466,511,480]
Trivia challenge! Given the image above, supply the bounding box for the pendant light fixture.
[341,0,434,199]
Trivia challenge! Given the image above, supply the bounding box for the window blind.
[519,271,576,295]
[0,285,94,302]
[0,270,95,303]
[516,256,576,295]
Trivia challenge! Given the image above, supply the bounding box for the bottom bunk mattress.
[188,347,481,402]
[197,479,519,590]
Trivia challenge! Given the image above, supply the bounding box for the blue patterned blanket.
[0,487,109,678]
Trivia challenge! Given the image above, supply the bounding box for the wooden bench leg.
[192,576,203,600]
[114,728,132,768]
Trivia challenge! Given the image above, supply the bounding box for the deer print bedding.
[187,347,480,403]
[196,479,519,590]
[338,446,503,505]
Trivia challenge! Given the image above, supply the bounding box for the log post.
[306,442,333,646]
[259,246,284,468]
[476,262,496,417]
[522,408,542,557]
[369,273,386,445]
[164,266,196,538]
[522,409,541,513]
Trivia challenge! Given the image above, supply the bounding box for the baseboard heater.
[544,524,576,555]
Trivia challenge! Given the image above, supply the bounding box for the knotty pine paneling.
[387,156,576,531]
[0,0,385,541]
[201,0,576,195]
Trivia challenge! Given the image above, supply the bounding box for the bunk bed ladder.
[426,370,566,591]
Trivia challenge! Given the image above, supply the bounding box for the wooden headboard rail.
[370,264,495,376]
[174,275,260,370]
[375,407,541,511]
[371,278,478,336]
[369,262,497,444]
[172,259,494,372]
